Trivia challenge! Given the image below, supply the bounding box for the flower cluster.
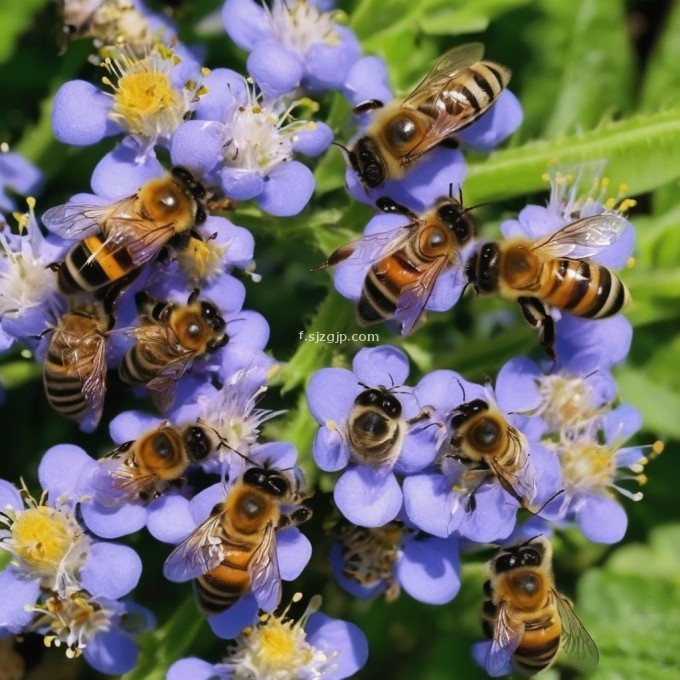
[0,0,660,678]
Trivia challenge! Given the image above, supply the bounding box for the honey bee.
[163,466,312,614]
[43,166,208,296]
[95,420,225,504]
[331,517,403,602]
[465,214,632,358]
[119,289,227,410]
[348,43,510,188]
[442,398,533,511]
[481,536,598,676]
[313,194,477,334]
[43,302,111,429]
[346,385,412,468]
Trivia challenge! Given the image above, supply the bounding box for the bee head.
[243,467,291,497]
[355,388,402,419]
[349,136,386,189]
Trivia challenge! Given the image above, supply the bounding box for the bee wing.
[92,457,160,505]
[80,333,108,421]
[487,600,525,676]
[145,349,198,411]
[532,214,630,259]
[248,522,282,613]
[402,43,485,109]
[163,513,226,582]
[41,199,134,239]
[394,254,450,335]
[312,225,416,271]
[554,591,599,672]
[487,429,535,507]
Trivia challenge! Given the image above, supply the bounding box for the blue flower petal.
[403,473,457,537]
[221,167,265,201]
[495,357,542,414]
[38,444,95,502]
[0,480,22,510]
[208,594,258,639]
[146,494,196,544]
[293,122,334,156]
[352,345,410,386]
[90,146,164,201]
[334,467,402,527]
[170,120,224,178]
[304,26,361,91]
[307,367,358,423]
[457,89,523,151]
[83,627,138,675]
[80,542,142,599]
[52,80,118,146]
[194,68,247,122]
[0,570,40,632]
[257,161,315,216]
[222,0,271,50]
[248,42,303,98]
[576,493,627,543]
[396,536,460,604]
[108,410,163,445]
[167,658,220,680]
[276,528,312,580]
[343,56,392,108]
[307,613,369,680]
[313,426,351,472]
[80,499,148,539]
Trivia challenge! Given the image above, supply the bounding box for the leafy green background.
[1,0,680,678]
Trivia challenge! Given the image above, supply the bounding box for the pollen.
[10,506,74,571]
[560,440,614,494]
[110,69,179,128]
[221,594,330,679]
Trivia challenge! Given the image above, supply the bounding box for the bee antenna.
[519,533,544,548]
[456,378,467,403]
[331,141,351,160]
[357,381,371,391]
[461,201,493,215]
[527,489,564,517]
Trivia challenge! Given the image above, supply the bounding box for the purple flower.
[27,590,153,674]
[223,0,361,96]
[170,70,330,216]
[0,449,143,634]
[331,517,460,605]
[52,44,205,160]
[0,149,43,212]
[401,370,562,543]
[168,596,368,680]
[307,345,440,527]
[546,404,659,544]
[0,201,68,347]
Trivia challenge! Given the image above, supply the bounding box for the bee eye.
[437,204,460,223]
[267,476,289,496]
[387,117,418,147]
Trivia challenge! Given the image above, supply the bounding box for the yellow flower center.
[11,506,74,573]
[113,70,179,132]
[559,441,614,493]
[256,621,310,667]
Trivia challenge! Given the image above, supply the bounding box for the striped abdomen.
[44,344,89,421]
[119,336,180,386]
[539,259,630,319]
[58,234,134,295]
[358,230,445,325]
[419,61,511,126]
[195,547,253,614]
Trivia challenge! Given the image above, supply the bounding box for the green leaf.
[0,0,51,64]
[123,594,210,680]
[0,359,41,390]
[615,367,680,440]
[543,0,633,138]
[464,108,680,204]
[576,531,680,679]
[639,0,680,112]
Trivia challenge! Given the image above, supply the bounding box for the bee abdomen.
[358,272,397,325]
[44,375,87,420]
[513,637,560,674]
[58,235,133,295]
[119,345,170,386]
[195,563,249,614]
[544,259,630,319]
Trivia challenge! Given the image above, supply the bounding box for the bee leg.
[352,99,384,114]
[375,197,419,222]
[438,137,460,150]
[98,269,141,320]
[46,261,62,272]
[517,297,556,359]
